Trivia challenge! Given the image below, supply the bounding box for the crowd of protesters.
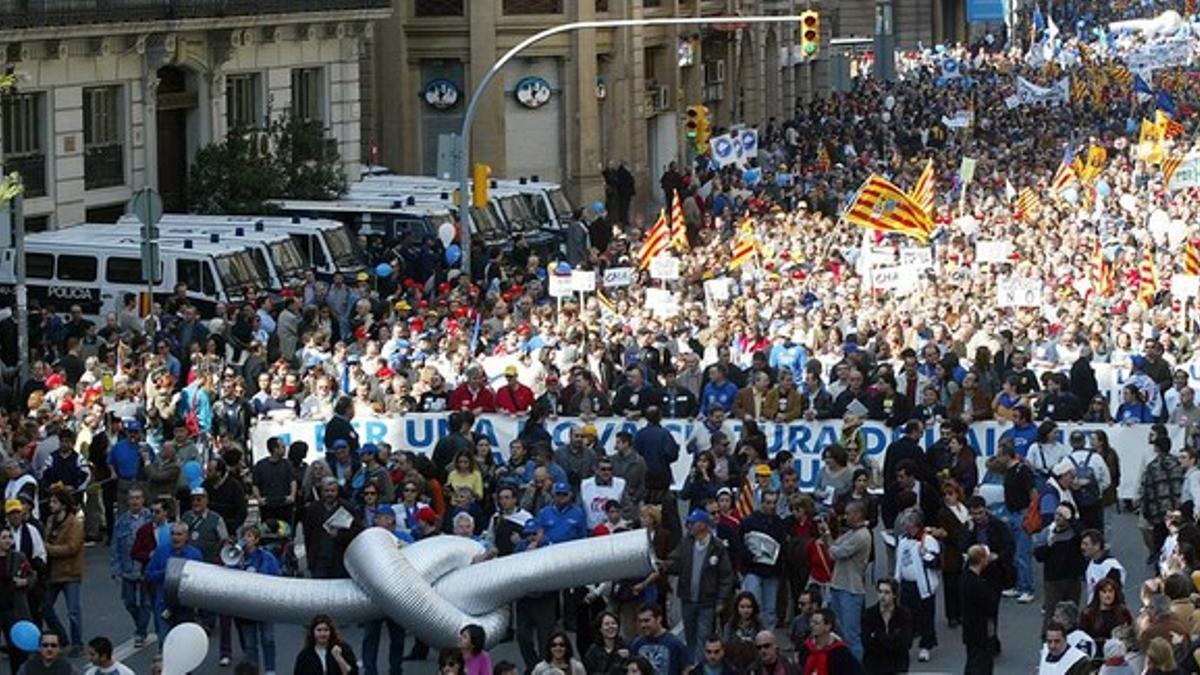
[3,1,1200,674]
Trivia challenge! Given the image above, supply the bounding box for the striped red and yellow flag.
[909,158,935,219]
[1016,187,1042,220]
[1138,249,1159,307]
[669,192,688,252]
[735,473,756,519]
[1090,241,1115,297]
[1077,42,1093,66]
[637,210,669,269]
[1051,161,1077,195]
[1185,239,1200,276]
[729,219,758,270]
[844,174,936,243]
[1163,153,1184,187]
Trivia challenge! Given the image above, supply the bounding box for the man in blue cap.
[362,504,412,675]
[534,482,587,544]
[108,418,149,515]
[639,508,733,661]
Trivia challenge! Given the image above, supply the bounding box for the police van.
[115,217,308,290]
[0,228,266,322]
[120,213,364,281]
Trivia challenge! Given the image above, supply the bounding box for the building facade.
[367,0,964,214]
[0,0,390,230]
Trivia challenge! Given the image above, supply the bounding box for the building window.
[414,0,464,15]
[225,73,262,131]
[643,0,663,7]
[1,92,46,198]
[83,86,124,190]
[291,68,324,123]
[503,0,562,14]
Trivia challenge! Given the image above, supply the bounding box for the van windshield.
[548,188,574,219]
[215,250,267,296]
[270,239,308,281]
[324,227,363,270]
[470,206,501,235]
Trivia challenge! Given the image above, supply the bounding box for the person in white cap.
[1038,460,1077,525]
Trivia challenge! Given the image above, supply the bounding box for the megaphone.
[220,542,245,567]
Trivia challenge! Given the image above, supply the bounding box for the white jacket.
[894,531,941,599]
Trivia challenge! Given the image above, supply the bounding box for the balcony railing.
[3,154,47,198]
[84,144,124,190]
[1,0,391,30]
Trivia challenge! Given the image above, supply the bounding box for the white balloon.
[1148,208,1171,235]
[1119,193,1137,213]
[881,111,892,123]
[884,95,896,111]
[437,222,456,248]
[162,622,209,675]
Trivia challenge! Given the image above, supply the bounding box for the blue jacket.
[700,380,739,415]
[239,547,282,577]
[633,423,679,491]
[535,502,587,544]
[110,508,154,579]
[145,542,203,607]
[108,438,143,480]
[1000,422,1039,458]
[178,383,213,433]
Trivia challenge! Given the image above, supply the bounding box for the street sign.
[132,188,163,284]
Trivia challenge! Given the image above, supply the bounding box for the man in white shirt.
[1037,622,1089,675]
[578,457,626,530]
[1080,529,1126,606]
[1065,431,1111,532]
[84,636,135,675]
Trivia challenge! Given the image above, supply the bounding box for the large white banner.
[250,414,1181,500]
[1124,38,1194,74]
[1014,76,1070,107]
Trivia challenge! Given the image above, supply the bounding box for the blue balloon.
[445,244,462,266]
[10,621,40,653]
[374,263,393,278]
[1097,179,1111,197]
[182,461,204,489]
[555,261,572,275]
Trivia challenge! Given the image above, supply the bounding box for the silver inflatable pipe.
[166,528,654,649]
[437,529,654,615]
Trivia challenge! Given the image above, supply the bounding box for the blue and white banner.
[966,0,1006,22]
[251,414,1181,500]
[710,134,740,167]
[739,129,759,159]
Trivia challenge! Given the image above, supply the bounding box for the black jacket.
[961,568,999,646]
[322,414,359,454]
[663,534,734,605]
[862,603,913,673]
[1033,525,1086,582]
[958,515,1014,592]
[293,643,359,675]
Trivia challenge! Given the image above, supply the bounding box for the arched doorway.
[155,65,198,212]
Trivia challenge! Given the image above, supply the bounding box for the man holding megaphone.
[227,524,281,675]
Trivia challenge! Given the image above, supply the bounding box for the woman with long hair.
[293,614,357,674]
[1079,578,1133,651]
[446,450,484,502]
[1115,384,1153,424]
[720,591,764,671]
[581,611,629,675]
[1090,430,1121,509]
[930,480,969,629]
[679,451,720,513]
[458,624,491,675]
[531,630,586,675]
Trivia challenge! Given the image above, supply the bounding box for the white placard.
[649,255,681,281]
[548,274,573,298]
[870,264,921,295]
[1172,274,1200,299]
[704,278,733,303]
[975,240,1014,264]
[899,247,933,268]
[570,270,596,293]
[602,266,634,287]
[996,278,1044,307]
[645,288,680,317]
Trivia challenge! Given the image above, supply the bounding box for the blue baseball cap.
[686,509,712,527]
[359,443,379,456]
[333,439,350,450]
[375,504,395,518]
[553,481,571,495]
[123,418,143,432]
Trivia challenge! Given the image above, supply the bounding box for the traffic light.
[695,105,711,151]
[685,104,711,152]
[800,11,820,57]
[471,163,491,208]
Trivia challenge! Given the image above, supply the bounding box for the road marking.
[113,633,156,662]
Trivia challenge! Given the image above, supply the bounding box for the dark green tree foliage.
[188,112,345,214]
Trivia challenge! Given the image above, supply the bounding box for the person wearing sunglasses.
[531,630,584,675]
[24,630,74,675]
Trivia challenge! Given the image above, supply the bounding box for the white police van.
[0,228,265,322]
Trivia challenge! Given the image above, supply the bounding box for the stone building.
[366,0,966,214]
[0,0,390,230]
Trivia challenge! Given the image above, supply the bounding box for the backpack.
[1070,451,1101,507]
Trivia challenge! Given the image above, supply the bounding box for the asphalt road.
[35,508,1151,674]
